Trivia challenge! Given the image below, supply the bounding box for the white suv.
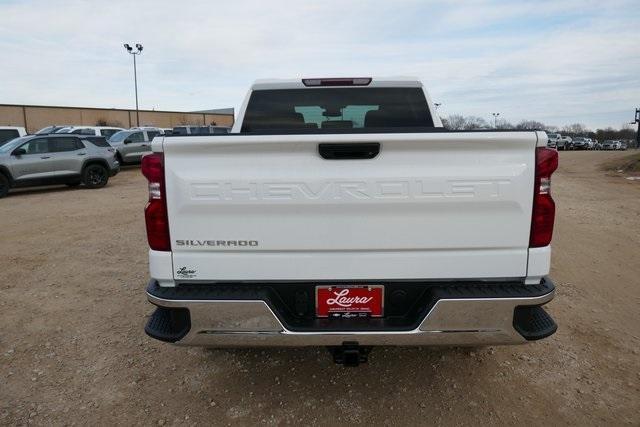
[55,126,125,139]
[545,132,561,148]
[0,126,27,146]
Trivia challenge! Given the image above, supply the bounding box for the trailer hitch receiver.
[328,342,371,367]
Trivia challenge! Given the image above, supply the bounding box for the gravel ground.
[1,151,639,425]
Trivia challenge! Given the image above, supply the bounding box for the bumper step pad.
[144,307,191,343]
[513,305,557,340]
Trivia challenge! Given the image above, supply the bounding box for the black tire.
[116,152,126,165]
[82,164,109,189]
[0,173,9,198]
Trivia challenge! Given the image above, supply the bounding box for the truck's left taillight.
[141,153,170,251]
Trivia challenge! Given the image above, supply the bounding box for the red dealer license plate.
[316,285,384,318]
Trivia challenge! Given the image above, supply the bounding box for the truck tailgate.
[162,132,537,281]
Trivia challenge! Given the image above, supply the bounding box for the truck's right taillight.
[530,147,558,248]
[141,153,170,251]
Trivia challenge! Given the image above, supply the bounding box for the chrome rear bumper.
[145,279,556,347]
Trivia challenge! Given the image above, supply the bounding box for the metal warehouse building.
[0,104,234,133]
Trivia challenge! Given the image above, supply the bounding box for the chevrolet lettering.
[190,179,513,202]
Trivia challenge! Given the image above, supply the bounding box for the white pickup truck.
[142,77,558,365]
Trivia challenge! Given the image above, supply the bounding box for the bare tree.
[443,114,498,130]
[495,118,514,129]
[561,123,588,135]
[595,125,636,142]
[95,118,123,127]
[462,116,490,130]
[442,114,466,130]
[515,120,546,130]
[442,115,633,146]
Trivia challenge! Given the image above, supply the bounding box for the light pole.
[492,112,500,128]
[634,108,640,149]
[124,43,143,127]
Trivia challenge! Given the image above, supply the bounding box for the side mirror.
[12,148,26,156]
[123,139,132,144]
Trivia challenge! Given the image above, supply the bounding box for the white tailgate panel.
[164,132,536,281]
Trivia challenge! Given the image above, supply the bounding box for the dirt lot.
[1,151,639,425]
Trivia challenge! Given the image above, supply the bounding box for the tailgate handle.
[318,143,380,160]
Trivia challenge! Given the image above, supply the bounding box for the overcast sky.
[1,0,638,129]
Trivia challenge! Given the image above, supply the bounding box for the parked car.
[54,126,125,139]
[142,77,558,365]
[0,134,119,198]
[572,137,590,150]
[130,126,163,132]
[594,140,603,150]
[602,140,618,150]
[35,125,69,135]
[171,125,230,136]
[557,136,572,150]
[107,128,162,164]
[620,141,628,151]
[546,132,561,148]
[0,126,27,146]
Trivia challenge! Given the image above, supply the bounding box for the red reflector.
[530,147,558,248]
[145,199,171,251]
[535,145,559,177]
[302,77,372,87]
[530,193,555,247]
[141,152,163,183]
[141,153,170,251]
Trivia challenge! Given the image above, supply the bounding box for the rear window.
[72,128,96,135]
[0,129,20,145]
[241,88,434,133]
[35,126,55,135]
[108,130,132,142]
[84,136,111,147]
[100,129,120,138]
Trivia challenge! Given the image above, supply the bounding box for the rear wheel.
[0,174,9,198]
[82,164,109,189]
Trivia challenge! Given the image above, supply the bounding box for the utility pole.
[124,43,143,127]
[635,108,640,149]
[492,112,500,128]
